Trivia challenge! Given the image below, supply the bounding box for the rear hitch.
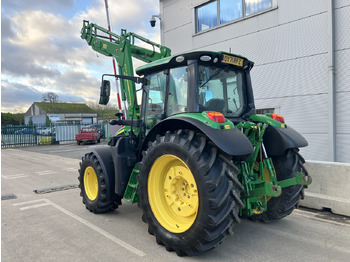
[278,172,312,188]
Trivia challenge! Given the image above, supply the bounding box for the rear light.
[270,114,285,123]
[206,112,226,123]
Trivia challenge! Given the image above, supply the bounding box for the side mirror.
[99,80,110,105]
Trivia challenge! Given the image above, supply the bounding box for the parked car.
[91,124,105,138]
[15,128,34,134]
[36,127,53,135]
[75,127,100,145]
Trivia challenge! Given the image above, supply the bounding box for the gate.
[1,126,39,148]
[1,123,109,148]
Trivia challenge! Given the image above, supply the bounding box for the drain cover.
[34,184,78,194]
[1,194,17,200]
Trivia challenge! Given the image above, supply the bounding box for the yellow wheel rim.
[84,166,98,201]
[148,155,199,233]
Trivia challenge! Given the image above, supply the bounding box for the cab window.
[167,66,188,116]
[143,71,167,130]
[197,65,246,117]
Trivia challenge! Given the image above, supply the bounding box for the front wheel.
[138,130,244,256]
[78,152,121,213]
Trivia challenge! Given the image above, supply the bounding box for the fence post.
[34,126,37,145]
[107,122,110,142]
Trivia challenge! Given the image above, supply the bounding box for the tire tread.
[137,130,243,256]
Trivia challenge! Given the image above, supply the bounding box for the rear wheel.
[138,130,243,256]
[78,152,121,213]
[255,149,306,222]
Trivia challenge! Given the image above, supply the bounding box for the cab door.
[141,71,167,132]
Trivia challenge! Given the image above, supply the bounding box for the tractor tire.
[254,149,306,222]
[78,152,121,213]
[138,130,244,256]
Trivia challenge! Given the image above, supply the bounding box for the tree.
[86,101,121,120]
[45,115,51,126]
[1,112,25,125]
[42,92,59,103]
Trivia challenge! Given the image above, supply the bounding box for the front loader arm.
[80,20,171,119]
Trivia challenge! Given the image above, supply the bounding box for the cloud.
[1,16,16,39]
[74,0,159,32]
[55,67,101,99]
[1,0,161,113]
[2,0,74,13]
[1,80,43,112]
[2,41,62,78]
[1,76,94,113]
[3,10,85,66]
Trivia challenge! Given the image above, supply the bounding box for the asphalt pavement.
[2,143,350,261]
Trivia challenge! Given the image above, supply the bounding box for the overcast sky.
[1,0,161,113]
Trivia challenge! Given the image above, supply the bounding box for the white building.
[158,0,350,163]
[25,102,97,125]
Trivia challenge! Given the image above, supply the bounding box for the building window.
[245,0,272,16]
[197,1,218,32]
[196,0,273,33]
[220,0,242,24]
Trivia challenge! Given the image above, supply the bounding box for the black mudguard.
[142,117,254,156]
[110,136,137,197]
[90,138,137,198]
[89,145,116,200]
[263,125,308,156]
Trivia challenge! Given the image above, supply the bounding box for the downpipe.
[328,0,336,161]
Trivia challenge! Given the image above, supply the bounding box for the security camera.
[150,17,156,27]
[150,15,161,27]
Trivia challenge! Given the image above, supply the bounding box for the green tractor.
[79,21,312,256]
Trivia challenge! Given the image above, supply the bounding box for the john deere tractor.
[79,21,312,256]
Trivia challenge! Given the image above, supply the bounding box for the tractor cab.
[137,51,255,131]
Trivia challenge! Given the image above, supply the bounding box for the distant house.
[25,102,97,125]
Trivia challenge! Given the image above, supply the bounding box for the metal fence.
[1,123,109,148]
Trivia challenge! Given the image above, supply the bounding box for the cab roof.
[135,51,254,76]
